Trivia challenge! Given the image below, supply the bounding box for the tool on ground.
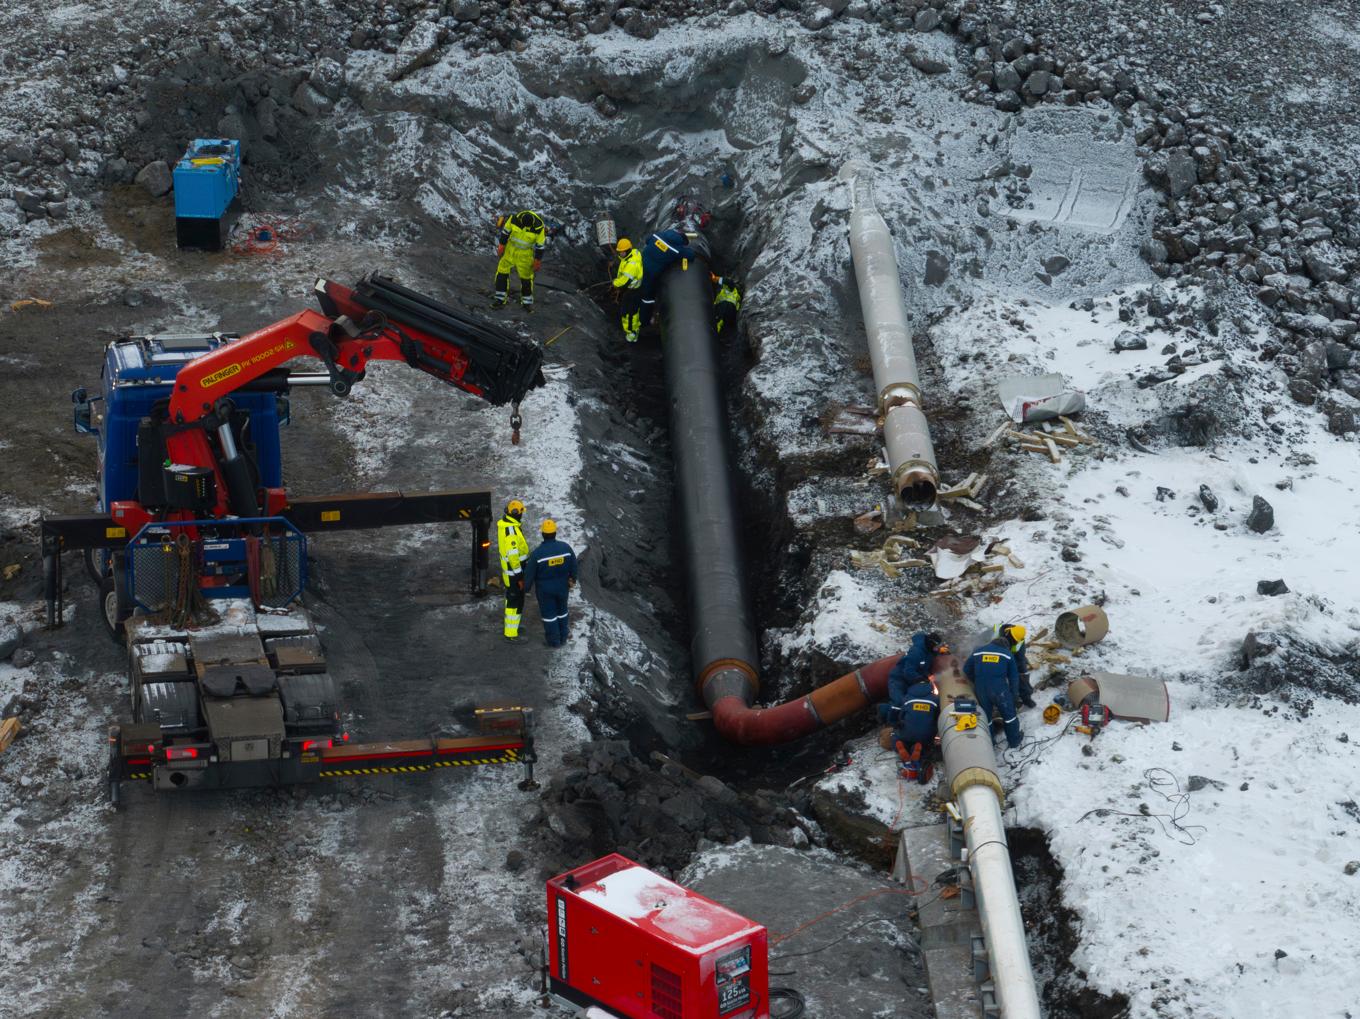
[546,854,770,1018]
[545,326,573,347]
[40,273,548,804]
[1076,700,1111,737]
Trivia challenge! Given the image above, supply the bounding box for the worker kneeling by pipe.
[877,631,947,783]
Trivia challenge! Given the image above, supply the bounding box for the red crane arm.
[160,277,539,520]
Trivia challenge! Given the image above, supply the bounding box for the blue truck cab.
[75,333,285,517]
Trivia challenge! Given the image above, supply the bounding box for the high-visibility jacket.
[498,211,546,264]
[614,249,643,289]
[497,515,529,585]
[713,277,741,310]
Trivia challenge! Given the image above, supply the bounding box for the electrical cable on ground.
[1001,714,1078,773]
[1076,767,1207,845]
[768,987,807,1018]
[771,916,919,964]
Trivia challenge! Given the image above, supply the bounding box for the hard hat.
[506,499,525,519]
[615,238,632,254]
[1043,704,1061,725]
[1007,624,1027,644]
[541,518,557,535]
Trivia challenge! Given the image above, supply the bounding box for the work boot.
[625,332,639,344]
[1021,696,1037,709]
[491,296,507,309]
[918,764,934,785]
[521,300,534,314]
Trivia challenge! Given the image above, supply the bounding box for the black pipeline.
[657,242,901,745]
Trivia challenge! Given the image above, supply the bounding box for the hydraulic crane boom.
[164,274,545,519]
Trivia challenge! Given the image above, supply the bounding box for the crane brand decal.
[200,363,241,388]
[199,339,297,388]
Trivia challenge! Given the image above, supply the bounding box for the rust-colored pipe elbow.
[701,655,903,746]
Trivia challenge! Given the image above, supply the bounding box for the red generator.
[547,854,770,1019]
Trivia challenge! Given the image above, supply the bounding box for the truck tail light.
[301,738,333,751]
[165,746,199,760]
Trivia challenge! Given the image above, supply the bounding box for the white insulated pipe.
[839,161,940,506]
[936,657,1042,1019]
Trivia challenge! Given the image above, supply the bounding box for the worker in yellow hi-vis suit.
[492,210,547,313]
[497,498,530,639]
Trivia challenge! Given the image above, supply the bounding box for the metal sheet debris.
[1067,673,1170,724]
[1055,604,1109,647]
[997,372,1086,424]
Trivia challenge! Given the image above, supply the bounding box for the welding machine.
[173,138,241,251]
[547,854,769,1019]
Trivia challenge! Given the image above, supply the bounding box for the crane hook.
[510,405,523,446]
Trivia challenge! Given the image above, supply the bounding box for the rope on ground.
[771,888,919,947]
[230,218,312,256]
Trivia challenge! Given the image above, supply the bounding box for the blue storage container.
[173,138,241,250]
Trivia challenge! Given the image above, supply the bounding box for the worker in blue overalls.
[638,228,697,330]
[878,632,946,783]
[992,622,1036,707]
[963,635,1023,748]
[523,518,578,648]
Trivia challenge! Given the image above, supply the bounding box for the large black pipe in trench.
[657,243,903,744]
[657,249,763,711]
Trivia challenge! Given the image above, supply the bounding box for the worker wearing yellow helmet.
[612,237,644,344]
[497,499,530,640]
[523,518,578,648]
[993,622,1036,708]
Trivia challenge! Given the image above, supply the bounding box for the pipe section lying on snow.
[839,161,940,507]
[935,656,1042,1019]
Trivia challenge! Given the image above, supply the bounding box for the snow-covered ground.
[823,282,1360,1017]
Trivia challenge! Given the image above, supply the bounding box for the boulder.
[134,160,172,197]
[388,21,442,81]
[1246,495,1274,534]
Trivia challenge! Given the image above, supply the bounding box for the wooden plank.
[1047,432,1082,448]
[1042,436,1061,463]
[985,422,1011,447]
[0,717,19,755]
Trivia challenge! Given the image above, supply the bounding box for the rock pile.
[530,740,811,875]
